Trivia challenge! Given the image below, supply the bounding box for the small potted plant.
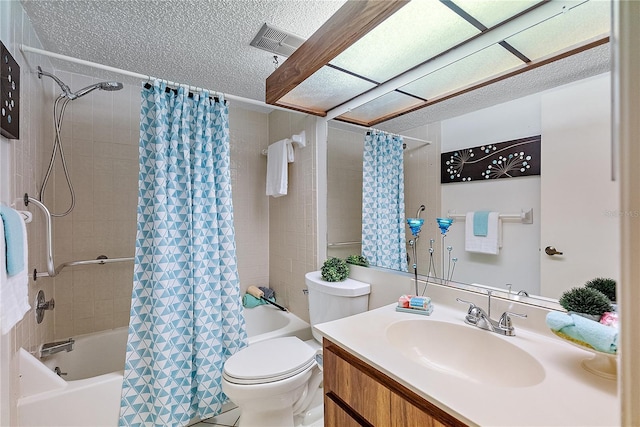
[321,257,350,282]
[345,254,369,267]
[584,277,616,304]
[559,286,612,321]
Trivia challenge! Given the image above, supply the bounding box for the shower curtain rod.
[329,120,431,146]
[366,130,431,147]
[20,45,306,114]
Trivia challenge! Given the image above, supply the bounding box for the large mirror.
[326,57,619,303]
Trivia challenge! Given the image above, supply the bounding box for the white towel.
[465,211,501,255]
[266,138,294,197]
[0,212,30,335]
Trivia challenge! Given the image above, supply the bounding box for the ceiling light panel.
[338,91,424,123]
[505,0,610,61]
[278,66,376,112]
[451,0,543,28]
[400,44,525,100]
[328,0,480,83]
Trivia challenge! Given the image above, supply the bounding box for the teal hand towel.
[546,311,618,354]
[0,206,25,276]
[242,293,276,308]
[473,211,490,237]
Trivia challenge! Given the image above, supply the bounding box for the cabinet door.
[324,343,391,426]
[325,395,366,427]
[390,392,448,427]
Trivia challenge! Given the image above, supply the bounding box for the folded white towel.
[266,139,294,197]
[465,211,501,255]
[1,212,31,335]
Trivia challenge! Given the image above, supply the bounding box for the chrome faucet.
[39,338,75,358]
[456,291,527,336]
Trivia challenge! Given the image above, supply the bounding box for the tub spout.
[39,338,75,358]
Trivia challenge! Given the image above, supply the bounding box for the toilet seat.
[223,337,316,385]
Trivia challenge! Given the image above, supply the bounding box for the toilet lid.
[223,337,316,385]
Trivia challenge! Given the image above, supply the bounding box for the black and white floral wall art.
[441,135,541,184]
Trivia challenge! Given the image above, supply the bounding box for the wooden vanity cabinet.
[323,338,467,427]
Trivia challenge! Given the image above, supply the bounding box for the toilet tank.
[305,271,370,343]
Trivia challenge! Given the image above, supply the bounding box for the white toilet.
[222,271,370,427]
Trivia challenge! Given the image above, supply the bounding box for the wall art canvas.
[441,135,540,184]
[1,41,20,139]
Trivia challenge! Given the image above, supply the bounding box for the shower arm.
[24,193,134,280]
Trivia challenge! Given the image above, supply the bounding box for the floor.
[191,393,324,427]
[191,405,241,427]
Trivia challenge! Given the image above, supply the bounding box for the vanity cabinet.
[323,339,467,427]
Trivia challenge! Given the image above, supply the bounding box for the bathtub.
[17,304,312,426]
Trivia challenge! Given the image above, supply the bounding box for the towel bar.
[447,208,533,224]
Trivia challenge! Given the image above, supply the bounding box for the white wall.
[440,94,542,295]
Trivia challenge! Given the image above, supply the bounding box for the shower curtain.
[119,81,247,427]
[361,130,408,272]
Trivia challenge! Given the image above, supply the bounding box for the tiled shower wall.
[49,73,140,339]
[0,1,54,421]
[326,127,363,259]
[268,111,318,323]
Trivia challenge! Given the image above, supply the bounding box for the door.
[540,73,620,299]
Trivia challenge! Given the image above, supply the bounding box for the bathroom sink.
[385,320,545,388]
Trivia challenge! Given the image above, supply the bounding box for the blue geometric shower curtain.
[361,131,408,272]
[119,81,247,427]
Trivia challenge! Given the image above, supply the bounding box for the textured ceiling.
[20,0,346,100]
[20,0,611,131]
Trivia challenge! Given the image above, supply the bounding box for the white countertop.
[314,302,618,427]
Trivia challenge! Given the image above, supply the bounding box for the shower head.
[36,66,123,100]
[71,81,123,99]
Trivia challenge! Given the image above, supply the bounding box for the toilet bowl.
[222,272,370,427]
[222,336,322,427]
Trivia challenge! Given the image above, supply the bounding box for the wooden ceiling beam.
[265,0,409,105]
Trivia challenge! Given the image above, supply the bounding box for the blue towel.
[473,211,490,237]
[258,286,275,300]
[0,206,25,276]
[546,311,618,354]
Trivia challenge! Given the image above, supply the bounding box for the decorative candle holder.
[436,217,454,235]
[407,218,424,237]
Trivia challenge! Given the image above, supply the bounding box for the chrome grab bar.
[24,194,55,278]
[24,193,134,280]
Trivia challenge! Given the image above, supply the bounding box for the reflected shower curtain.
[361,131,408,272]
[119,81,247,426]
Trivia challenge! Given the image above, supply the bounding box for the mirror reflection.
[327,72,619,302]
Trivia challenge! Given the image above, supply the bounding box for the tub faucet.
[39,338,75,358]
[456,291,527,336]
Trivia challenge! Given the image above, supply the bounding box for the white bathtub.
[17,304,312,426]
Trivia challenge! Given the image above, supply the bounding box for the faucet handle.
[456,298,482,324]
[498,311,527,330]
[456,298,476,313]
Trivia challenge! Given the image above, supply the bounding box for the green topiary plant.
[345,254,369,267]
[584,277,617,303]
[321,257,350,282]
[559,287,612,317]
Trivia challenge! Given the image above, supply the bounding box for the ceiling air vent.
[250,23,305,57]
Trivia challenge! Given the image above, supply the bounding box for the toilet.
[222,271,370,427]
